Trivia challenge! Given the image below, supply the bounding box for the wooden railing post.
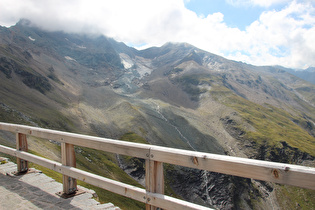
[16,133,28,173]
[145,159,164,210]
[1,123,315,209]
[61,143,77,194]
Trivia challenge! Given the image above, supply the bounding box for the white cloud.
[0,0,314,69]
[235,1,315,68]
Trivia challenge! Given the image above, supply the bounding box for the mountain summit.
[1,21,314,209]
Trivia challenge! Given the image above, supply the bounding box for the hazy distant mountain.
[282,66,315,85]
[1,20,314,209]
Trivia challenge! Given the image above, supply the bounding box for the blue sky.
[185,0,286,30]
[0,0,314,69]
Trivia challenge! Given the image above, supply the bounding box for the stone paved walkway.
[0,158,120,210]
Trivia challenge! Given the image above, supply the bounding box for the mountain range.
[282,66,315,85]
[0,19,314,209]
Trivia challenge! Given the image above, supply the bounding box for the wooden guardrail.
[0,122,314,210]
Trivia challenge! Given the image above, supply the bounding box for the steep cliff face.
[0,21,314,209]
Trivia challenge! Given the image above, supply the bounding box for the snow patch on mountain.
[65,56,76,62]
[28,36,35,41]
[120,53,134,69]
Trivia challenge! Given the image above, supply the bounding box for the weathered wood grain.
[16,133,28,173]
[1,122,315,210]
[0,122,150,159]
[61,143,77,194]
[0,144,211,210]
[145,159,164,210]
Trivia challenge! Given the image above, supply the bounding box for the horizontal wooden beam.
[0,144,211,210]
[1,122,315,190]
[0,122,151,159]
[149,146,315,190]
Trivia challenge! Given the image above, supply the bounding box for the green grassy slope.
[209,85,315,209]
[210,85,315,158]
